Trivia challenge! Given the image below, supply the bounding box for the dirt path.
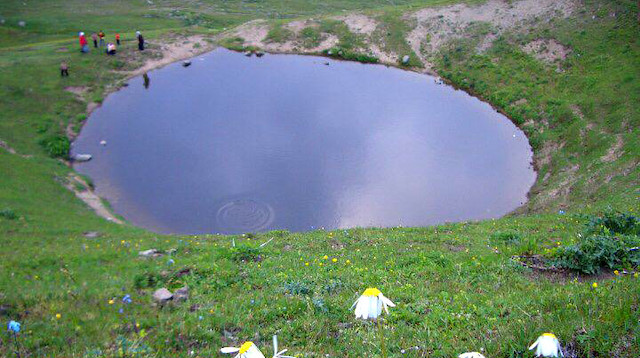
[65,174,124,224]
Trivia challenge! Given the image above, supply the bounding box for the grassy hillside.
[0,0,638,357]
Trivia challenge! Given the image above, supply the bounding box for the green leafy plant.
[39,135,70,158]
[230,244,262,262]
[0,208,18,220]
[554,235,640,274]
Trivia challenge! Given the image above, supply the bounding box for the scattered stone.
[83,231,100,238]
[166,248,177,255]
[18,21,26,27]
[99,140,107,146]
[324,62,330,66]
[255,51,265,57]
[327,50,333,55]
[139,249,163,258]
[401,55,410,65]
[153,288,173,304]
[244,51,253,57]
[434,77,444,85]
[174,286,189,302]
[72,153,92,162]
[182,60,192,67]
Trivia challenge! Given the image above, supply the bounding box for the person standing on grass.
[136,31,145,51]
[60,61,69,76]
[79,32,89,53]
[98,30,105,47]
[91,32,98,48]
[115,33,121,46]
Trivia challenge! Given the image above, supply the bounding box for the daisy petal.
[221,347,240,354]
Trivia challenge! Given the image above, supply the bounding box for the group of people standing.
[66,30,146,77]
[77,30,145,55]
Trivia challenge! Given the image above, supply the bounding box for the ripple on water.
[215,199,275,233]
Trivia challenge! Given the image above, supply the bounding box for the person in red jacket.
[115,33,121,46]
[79,32,89,53]
[98,30,105,47]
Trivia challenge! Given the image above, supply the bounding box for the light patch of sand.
[334,14,378,35]
[523,39,571,64]
[129,35,215,77]
[307,34,340,53]
[286,19,314,34]
[601,135,624,162]
[65,174,124,224]
[368,43,397,65]
[65,86,88,101]
[407,0,576,69]
[229,20,270,47]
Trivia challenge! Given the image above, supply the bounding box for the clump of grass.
[300,27,322,48]
[230,244,262,262]
[0,208,18,220]
[323,47,378,63]
[283,280,314,296]
[39,134,70,159]
[265,23,294,43]
[490,230,523,245]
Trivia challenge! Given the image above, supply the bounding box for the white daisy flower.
[458,352,486,358]
[529,333,564,357]
[351,287,395,320]
[221,341,266,358]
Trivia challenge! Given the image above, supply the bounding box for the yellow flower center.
[239,341,253,354]
[363,288,381,297]
[542,333,556,339]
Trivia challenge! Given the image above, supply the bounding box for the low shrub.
[554,235,640,274]
[282,280,313,296]
[39,134,70,158]
[323,47,379,64]
[230,244,262,262]
[490,230,522,245]
[584,209,639,236]
[0,208,18,220]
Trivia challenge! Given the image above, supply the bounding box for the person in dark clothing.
[91,32,98,48]
[136,31,145,51]
[143,73,150,89]
[60,62,69,77]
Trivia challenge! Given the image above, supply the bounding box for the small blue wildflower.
[198,316,203,321]
[7,320,20,333]
[122,294,132,304]
[119,308,124,314]
[167,259,175,265]
[559,210,565,215]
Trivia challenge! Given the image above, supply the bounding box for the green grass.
[0,0,639,357]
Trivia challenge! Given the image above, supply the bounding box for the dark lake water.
[72,48,536,235]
